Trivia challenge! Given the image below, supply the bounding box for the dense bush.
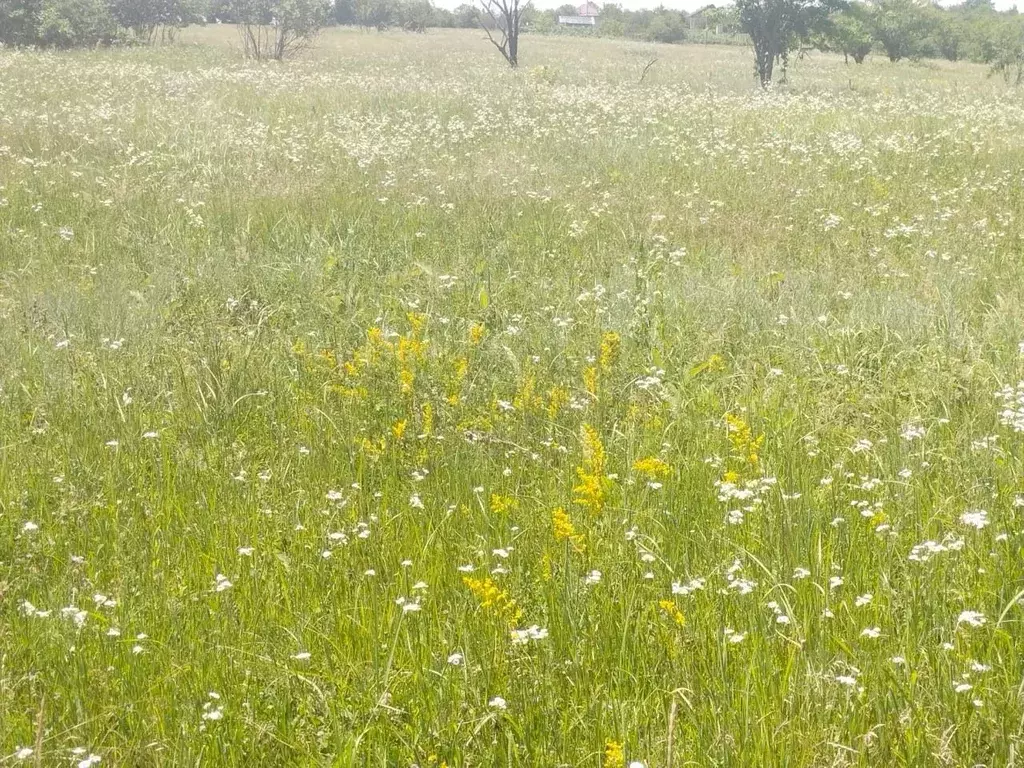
[0,0,201,46]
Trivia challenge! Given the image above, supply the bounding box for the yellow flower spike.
[574,424,608,516]
[659,599,685,627]
[633,456,671,479]
[407,311,426,337]
[599,331,621,371]
[399,368,414,394]
[724,412,764,481]
[462,576,521,626]
[469,323,485,345]
[539,551,552,581]
[581,424,606,470]
[552,507,585,552]
[391,420,407,440]
[490,494,518,515]
[604,740,625,768]
[547,385,569,419]
[421,401,434,436]
[513,372,539,412]
[583,365,598,398]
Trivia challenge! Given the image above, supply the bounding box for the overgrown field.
[3,27,1024,766]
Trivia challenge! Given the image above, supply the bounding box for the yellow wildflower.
[399,368,415,394]
[490,494,518,515]
[407,311,426,337]
[583,365,598,398]
[599,331,621,371]
[391,420,407,440]
[547,385,569,419]
[463,576,521,625]
[633,456,671,478]
[573,424,608,516]
[604,740,625,768]
[659,599,685,627]
[421,401,434,436]
[552,507,585,552]
[690,353,726,376]
[725,412,764,471]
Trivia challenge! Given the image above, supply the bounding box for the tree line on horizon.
[1,0,1024,85]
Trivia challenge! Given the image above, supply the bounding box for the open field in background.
[3,26,1024,765]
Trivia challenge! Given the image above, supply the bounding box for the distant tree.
[334,0,356,23]
[822,4,874,63]
[736,0,832,86]
[108,0,200,42]
[988,14,1024,82]
[478,0,526,67]
[353,0,392,28]
[0,0,42,44]
[646,7,686,42]
[927,10,966,61]
[231,0,330,59]
[37,0,117,47]
[867,0,931,62]
[452,2,477,26]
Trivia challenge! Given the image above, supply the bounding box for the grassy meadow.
[3,26,1024,766]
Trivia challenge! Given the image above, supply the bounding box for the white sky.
[433,0,1019,12]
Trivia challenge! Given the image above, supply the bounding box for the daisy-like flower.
[960,509,989,530]
[957,610,987,628]
[213,574,233,592]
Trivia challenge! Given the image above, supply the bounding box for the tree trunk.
[508,25,518,66]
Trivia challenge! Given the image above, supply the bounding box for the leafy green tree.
[645,7,687,42]
[353,0,393,28]
[334,0,355,22]
[736,0,832,86]
[108,0,201,42]
[0,0,43,44]
[867,0,931,62]
[822,4,874,63]
[452,2,477,27]
[988,14,1024,82]
[37,0,117,46]
[927,10,966,61]
[231,0,330,58]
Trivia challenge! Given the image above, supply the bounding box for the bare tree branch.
[639,56,657,83]
[476,0,522,67]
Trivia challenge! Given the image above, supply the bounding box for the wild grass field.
[3,26,1024,766]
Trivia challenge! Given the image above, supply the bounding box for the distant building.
[688,5,712,30]
[558,2,600,27]
[688,4,736,34]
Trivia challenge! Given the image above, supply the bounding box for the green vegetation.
[2,25,1024,767]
